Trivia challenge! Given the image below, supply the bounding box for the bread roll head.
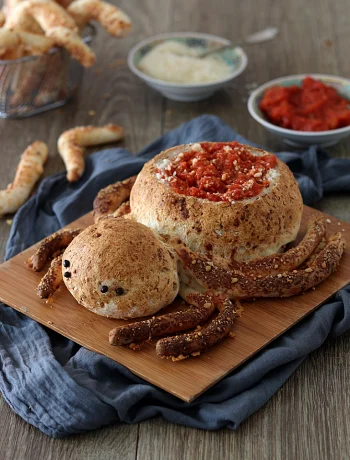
[62,218,179,319]
[130,142,303,262]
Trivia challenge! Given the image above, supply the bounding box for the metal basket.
[0,24,96,118]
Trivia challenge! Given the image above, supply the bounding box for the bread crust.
[62,218,179,319]
[130,143,303,262]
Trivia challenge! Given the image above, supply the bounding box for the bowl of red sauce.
[248,74,350,147]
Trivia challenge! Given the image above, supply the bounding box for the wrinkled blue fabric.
[0,115,349,437]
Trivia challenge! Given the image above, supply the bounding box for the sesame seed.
[204,302,212,309]
[205,265,212,272]
[326,219,331,223]
[322,262,327,268]
[305,268,313,273]
[192,259,197,265]
[231,277,238,283]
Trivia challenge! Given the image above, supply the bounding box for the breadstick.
[5,0,78,35]
[0,141,48,217]
[37,254,63,299]
[0,9,6,27]
[0,28,21,57]
[46,26,95,67]
[58,124,124,182]
[27,228,82,271]
[67,0,132,37]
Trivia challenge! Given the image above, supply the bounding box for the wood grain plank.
[0,396,138,460]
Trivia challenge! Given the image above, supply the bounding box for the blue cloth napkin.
[1,115,350,438]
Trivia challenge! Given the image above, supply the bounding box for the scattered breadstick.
[58,124,124,182]
[0,141,48,217]
[67,0,132,37]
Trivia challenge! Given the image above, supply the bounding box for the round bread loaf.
[130,142,303,262]
[62,218,179,318]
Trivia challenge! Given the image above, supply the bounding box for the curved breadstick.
[171,216,326,277]
[46,26,95,66]
[67,0,132,37]
[177,233,345,299]
[58,124,125,182]
[93,175,137,222]
[0,141,48,217]
[4,0,95,66]
[0,10,6,27]
[0,27,55,58]
[217,215,326,276]
[17,29,55,54]
[37,254,63,299]
[27,228,82,271]
[5,0,78,34]
[226,216,327,275]
[156,298,237,360]
[0,27,20,55]
[109,289,215,346]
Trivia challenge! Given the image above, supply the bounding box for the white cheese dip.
[138,41,232,84]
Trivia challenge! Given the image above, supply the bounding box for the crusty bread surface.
[130,143,303,262]
[62,218,179,318]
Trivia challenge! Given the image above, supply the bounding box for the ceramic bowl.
[127,32,248,102]
[248,74,350,147]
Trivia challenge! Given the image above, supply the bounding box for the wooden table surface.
[1,0,349,458]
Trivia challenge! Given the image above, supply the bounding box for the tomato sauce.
[259,76,350,131]
[157,142,277,203]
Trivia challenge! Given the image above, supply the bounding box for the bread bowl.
[130,142,304,262]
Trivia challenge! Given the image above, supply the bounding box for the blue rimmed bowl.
[128,32,248,102]
[248,74,350,147]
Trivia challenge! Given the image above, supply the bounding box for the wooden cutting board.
[0,206,349,402]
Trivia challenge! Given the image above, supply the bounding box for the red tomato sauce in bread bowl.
[157,141,277,203]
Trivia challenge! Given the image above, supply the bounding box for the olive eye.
[115,287,124,296]
[100,285,108,293]
[63,260,70,268]
[64,272,71,278]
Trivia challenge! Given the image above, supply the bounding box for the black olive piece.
[100,285,108,293]
[115,287,124,296]
[63,260,70,268]
[64,272,71,278]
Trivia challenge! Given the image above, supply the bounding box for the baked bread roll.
[62,218,179,318]
[130,142,303,262]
